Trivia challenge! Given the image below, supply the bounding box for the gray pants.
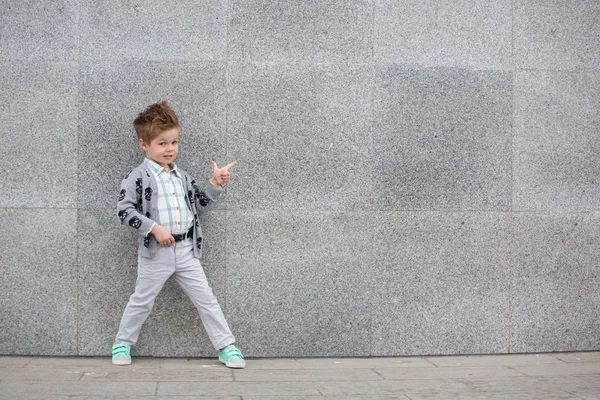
[115,238,235,351]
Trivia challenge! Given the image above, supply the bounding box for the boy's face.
[139,127,180,168]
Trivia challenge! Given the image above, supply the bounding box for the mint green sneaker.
[112,343,131,365]
[218,344,245,369]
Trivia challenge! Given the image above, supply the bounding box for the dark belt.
[172,227,194,242]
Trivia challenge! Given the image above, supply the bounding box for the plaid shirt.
[145,158,194,234]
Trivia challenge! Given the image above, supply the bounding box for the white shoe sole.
[112,358,132,366]
[219,356,245,369]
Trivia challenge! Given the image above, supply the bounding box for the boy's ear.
[139,138,147,152]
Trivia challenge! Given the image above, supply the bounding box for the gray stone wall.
[1,1,599,357]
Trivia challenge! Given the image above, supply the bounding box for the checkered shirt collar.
[144,158,182,178]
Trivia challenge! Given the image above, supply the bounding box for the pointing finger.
[223,161,237,171]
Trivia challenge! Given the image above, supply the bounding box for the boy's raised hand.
[210,161,237,187]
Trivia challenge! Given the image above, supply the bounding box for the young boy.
[112,100,244,369]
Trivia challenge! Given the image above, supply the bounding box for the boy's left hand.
[211,161,237,187]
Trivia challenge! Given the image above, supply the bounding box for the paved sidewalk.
[1,352,599,400]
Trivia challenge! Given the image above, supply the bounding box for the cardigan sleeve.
[187,175,223,217]
[117,168,155,236]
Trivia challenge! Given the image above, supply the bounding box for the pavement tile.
[79,367,233,381]
[326,397,409,400]
[297,357,433,369]
[160,358,222,369]
[162,398,240,400]
[0,367,83,381]
[26,356,158,369]
[69,397,241,400]
[65,398,241,400]
[569,391,600,400]
[467,376,599,392]
[233,368,382,382]
[157,381,320,396]
[574,394,600,400]
[547,375,600,392]
[375,366,526,380]
[1,354,598,399]
[160,358,303,370]
[316,380,470,395]
[514,363,600,377]
[241,359,303,370]
[425,354,564,367]
[0,381,157,397]
[243,397,405,400]
[405,391,581,399]
[0,395,72,400]
[551,352,600,363]
[240,397,326,400]
[0,357,32,368]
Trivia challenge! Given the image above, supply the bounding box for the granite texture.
[226,62,373,211]
[374,0,511,69]
[227,0,374,62]
[226,211,371,357]
[79,0,227,61]
[77,209,228,357]
[0,1,78,60]
[513,70,600,211]
[0,209,77,355]
[372,66,513,211]
[0,61,78,207]
[78,60,227,209]
[514,0,600,71]
[2,0,600,358]
[370,211,511,356]
[510,212,600,353]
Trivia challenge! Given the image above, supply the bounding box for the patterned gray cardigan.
[117,162,223,259]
